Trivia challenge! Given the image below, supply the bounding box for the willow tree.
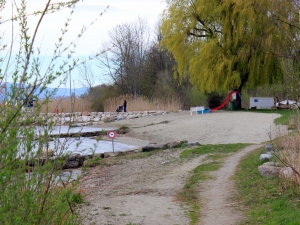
[160,0,289,108]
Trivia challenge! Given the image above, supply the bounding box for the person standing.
[123,100,127,112]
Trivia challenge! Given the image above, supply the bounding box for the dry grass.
[104,95,183,112]
[34,95,183,113]
[273,113,300,188]
[39,97,93,113]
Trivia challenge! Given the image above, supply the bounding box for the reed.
[39,97,93,113]
[104,95,184,112]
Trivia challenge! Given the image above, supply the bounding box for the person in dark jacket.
[123,100,127,112]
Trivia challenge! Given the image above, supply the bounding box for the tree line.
[82,0,300,111]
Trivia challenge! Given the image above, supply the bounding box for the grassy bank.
[235,147,300,225]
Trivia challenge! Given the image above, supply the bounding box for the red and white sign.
[107,131,116,139]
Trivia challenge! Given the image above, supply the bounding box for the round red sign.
[107,131,116,139]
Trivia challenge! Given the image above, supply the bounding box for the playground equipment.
[210,91,248,112]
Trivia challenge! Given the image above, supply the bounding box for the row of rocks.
[28,140,199,171]
[258,162,294,179]
[258,144,296,179]
[31,110,172,125]
[142,141,200,152]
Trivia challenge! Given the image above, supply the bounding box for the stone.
[127,115,138,119]
[68,152,81,161]
[63,160,80,169]
[265,144,272,151]
[82,111,90,116]
[117,127,129,134]
[142,144,165,152]
[258,165,282,177]
[280,167,294,178]
[93,117,100,122]
[263,162,280,167]
[90,112,98,116]
[259,153,272,162]
[103,115,115,122]
[165,141,182,148]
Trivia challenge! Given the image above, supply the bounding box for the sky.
[1,0,166,88]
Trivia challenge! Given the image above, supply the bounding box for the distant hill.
[4,83,89,99]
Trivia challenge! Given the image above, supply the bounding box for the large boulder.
[258,165,282,177]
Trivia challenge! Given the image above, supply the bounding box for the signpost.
[107,131,116,155]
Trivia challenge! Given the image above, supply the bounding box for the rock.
[280,167,294,178]
[142,144,165,152]
[265,144,272,151]
[258,165,282,177]
[127,115,139,119]
[90,112,98,116]
[117,127,129,134]
[263,162,280,167]
[63,160,80,169]
[259,153,272,162]
[82,111,90,116]
[68,153,81,161]
[165,141,182,148]
[103,115,115,122]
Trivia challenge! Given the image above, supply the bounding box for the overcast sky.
[2,0,166,87]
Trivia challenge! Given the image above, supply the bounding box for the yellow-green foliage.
[160,0,295,93]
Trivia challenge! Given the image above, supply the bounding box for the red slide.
[210,91,239,112]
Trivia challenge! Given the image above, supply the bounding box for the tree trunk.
[234,88,242,109]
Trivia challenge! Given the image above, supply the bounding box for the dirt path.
[79,145,262,225]
[199,144,262,225]
[80,148,207,225]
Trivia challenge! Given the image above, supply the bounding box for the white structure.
[190,106,205,115]
[249,97,274,109]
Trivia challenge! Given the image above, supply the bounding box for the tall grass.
[104,94,184,112]
[39,97,92,113]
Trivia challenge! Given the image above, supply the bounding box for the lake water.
[25,126,139,155]
[47,137,138,155]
